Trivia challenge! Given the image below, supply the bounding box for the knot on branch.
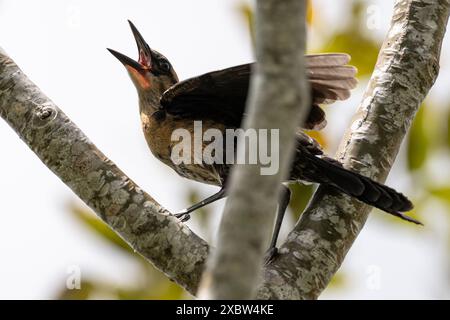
[32,103,57,128]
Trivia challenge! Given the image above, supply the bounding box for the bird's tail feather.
[294,152,421,225]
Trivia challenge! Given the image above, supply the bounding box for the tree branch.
[256,0,450,299]
[0,47,209,296]
[198,0,309,299]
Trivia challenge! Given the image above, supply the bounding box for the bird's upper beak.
[107,20,153,72]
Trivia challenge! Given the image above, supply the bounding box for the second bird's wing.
[160,53,357,129]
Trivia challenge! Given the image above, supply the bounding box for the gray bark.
[198,0,309,299]
[0,47,209,296]
[256,0,450,299]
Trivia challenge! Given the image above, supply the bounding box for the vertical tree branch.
[0,47,209,295]
[198,0,309,299]
[257,0,450,299]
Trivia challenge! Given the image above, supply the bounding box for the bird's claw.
[174,210,191,222]
[263,247,278,265]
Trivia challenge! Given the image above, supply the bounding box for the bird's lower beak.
[107,20,153,72]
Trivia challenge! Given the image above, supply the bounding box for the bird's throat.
[138,90,162,115]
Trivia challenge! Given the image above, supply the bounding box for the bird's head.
[108,21,178,103]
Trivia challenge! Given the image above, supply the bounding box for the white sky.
[0,0,449,299]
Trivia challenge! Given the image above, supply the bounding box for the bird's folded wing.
[160,53,357,129]
[161,64,250,127]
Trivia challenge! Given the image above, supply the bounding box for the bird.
[108,21,421,261]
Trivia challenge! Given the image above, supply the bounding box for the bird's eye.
[159,60,170,73]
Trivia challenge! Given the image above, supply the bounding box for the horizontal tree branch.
[256,0,450,299]
[0,47,209,295]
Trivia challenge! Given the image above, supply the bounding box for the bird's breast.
[141,112,226,186]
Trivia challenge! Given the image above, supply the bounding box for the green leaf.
[447,111,450,148]
[238,3,255,48]
[187,190,213,229]
[56,280,95,300]
[407,105,429,171]
[65,204,191,300]
[306,130,328,151]
[238,0,313,51]
[288,183,315,220]
[319,31,379,77]
[146,281,187,300]
[316,1,380,77]
[69,204,134,255]
[328,271,347,289]
[429,187,450,206]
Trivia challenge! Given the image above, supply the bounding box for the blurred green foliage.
[56,203,188,300]
[238,3,255,47]
[429,187,450,206]
[319,1,379,77]
[447,110,450,147]
[407,105,430,171]
[321,32,379,78]
[71,205,134,254]
[188,190,215,240]
[238,0,313,49]
[288,183,315,220]
[406,100,450,223]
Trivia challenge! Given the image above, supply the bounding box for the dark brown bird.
[108,21,420,260]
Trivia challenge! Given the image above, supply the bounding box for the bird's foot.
[263,247,279,265]
[174,209,191,222]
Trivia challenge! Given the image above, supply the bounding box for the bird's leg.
[264,184,291,265]
[174,187,227,222]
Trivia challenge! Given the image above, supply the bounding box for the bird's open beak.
[107,48,144,71]
[107,20,153,72]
